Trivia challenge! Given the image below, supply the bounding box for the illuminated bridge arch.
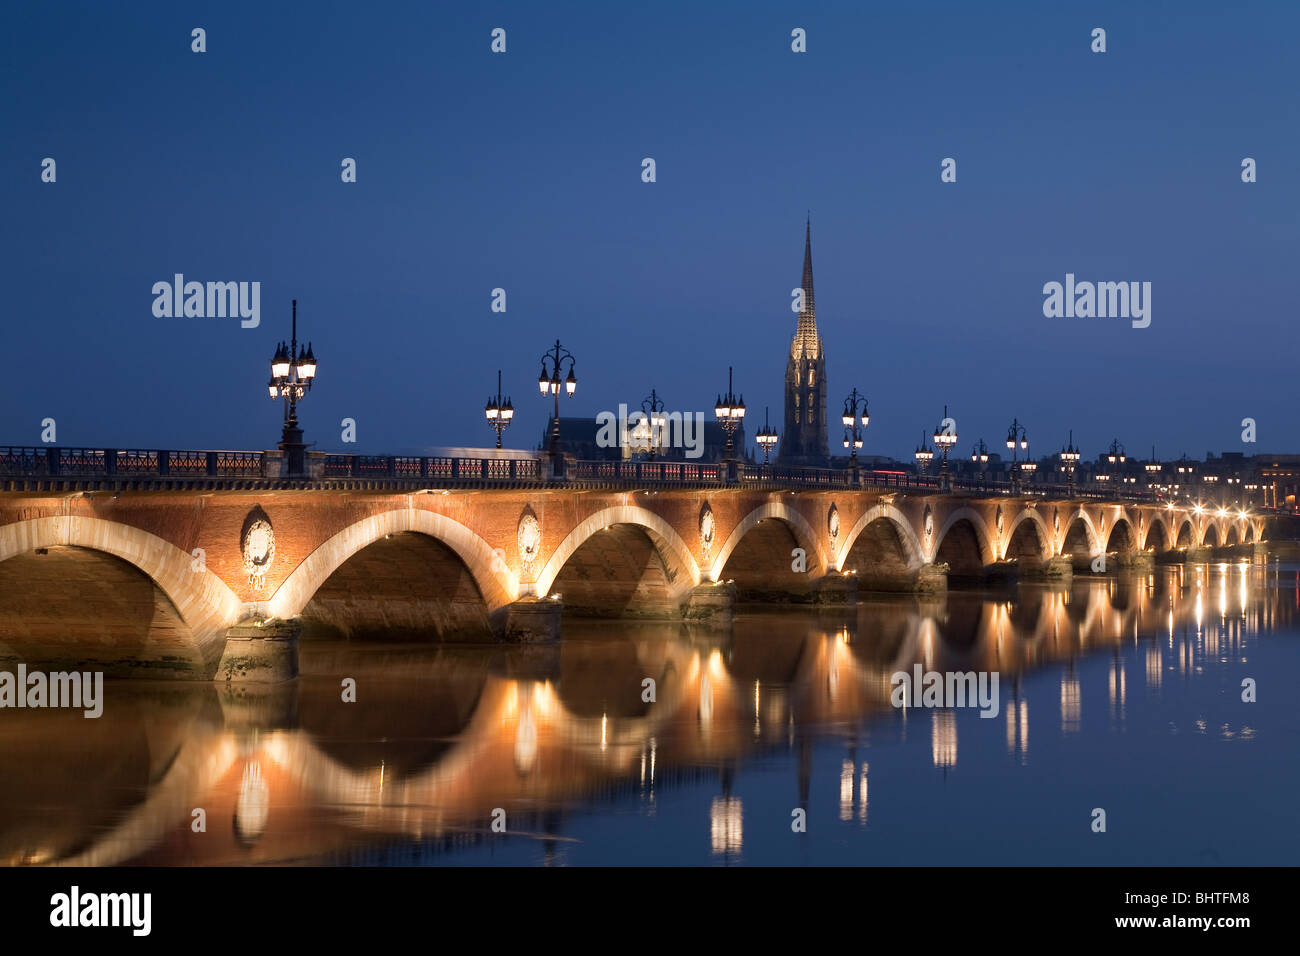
[1144,514,1172,552]
[711,501,825,584]
[1059,509,1102,557]
[1003,508,1053,563]
[931,506,995,575]
[535,505,701,607]
[0,515,242,674]
[268,509,516,621]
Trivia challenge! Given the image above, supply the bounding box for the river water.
[2,560,1296,866]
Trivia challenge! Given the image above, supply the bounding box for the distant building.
[777,219,829,466]
[541,416,745,463]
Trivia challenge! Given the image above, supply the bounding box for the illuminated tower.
[777,218,829,465]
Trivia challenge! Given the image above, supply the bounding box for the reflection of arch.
[1004,509,1053,562]
[838,502,924,571]
[0,516,240,670]
[270,510,514,619]
[712,501,824,580]
[537,505,700,599]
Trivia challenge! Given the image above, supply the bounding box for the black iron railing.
[0,445,1212,503]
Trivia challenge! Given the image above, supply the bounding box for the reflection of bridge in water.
[4,563,1290,866]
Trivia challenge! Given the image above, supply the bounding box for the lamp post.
[1006,418,1029,492]
[1144,445,1161,495]
[1059,430,1081,495]
[267,299,318,477]
[484,369,514,449]
[914,432,934,478]
[1106,439,1126,466]
[970,439,989,484]
[841,388,868,485]
[641,388,667,460]
[538,339,576,477]
[714,366,745,482]
[756,406,779,467]
[932,405,958,491]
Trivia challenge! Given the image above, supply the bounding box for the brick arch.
[712,501,826,581]
[838,502,924,571]
[1059,508,1102,556]
[1144,513,1173,551]
[1104,515,1137,553]
[932,506,995,566]
[269,509,515,620]
[535,505,701,601]
[1174,518,1195,548]
[1004,508,1053,562]
[0,515,241,671]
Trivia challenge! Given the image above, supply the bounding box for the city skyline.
[3,1,1297,462]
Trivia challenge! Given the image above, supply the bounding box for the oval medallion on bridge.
[517,508,541,568]
[240,507,275,592]
[923,505,934,542]
[996,505,1004,535]
[828,504,840,545]
[699,504,716,558]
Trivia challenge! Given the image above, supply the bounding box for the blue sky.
[3,0,1297,460]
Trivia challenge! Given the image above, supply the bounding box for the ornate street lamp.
[1106,439,1127,465]
[914,431,934,477]
[841,388,868,484]
[714,366,745,481]
[538,339,576,477]
[484,369,514,449]
[1059,430,1082,495]
[267,299,318,477]
[970,438,990,482]
[756,406,779,466]
[932,405,958,490]
[641,388,667,460]
[1006,418,1029,491]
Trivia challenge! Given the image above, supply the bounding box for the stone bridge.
[0,459,1271,680]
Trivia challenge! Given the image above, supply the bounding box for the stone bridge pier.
[0,483,1270,682]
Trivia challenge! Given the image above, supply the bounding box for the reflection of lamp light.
[931,712,957,767]
[710,796,743,854]
[840,760,854,821]
[699,673,713,730]
[234,761,270,846]
[514,705,538,775]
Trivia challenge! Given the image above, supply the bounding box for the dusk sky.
[3,0,1297,462]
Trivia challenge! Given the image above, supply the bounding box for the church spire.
[793,216,819,357]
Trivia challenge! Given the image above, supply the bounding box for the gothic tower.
[777,219,828,465]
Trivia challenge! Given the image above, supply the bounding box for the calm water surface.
[3,561,1297,866]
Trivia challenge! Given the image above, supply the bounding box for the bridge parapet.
[1,445,1170,501]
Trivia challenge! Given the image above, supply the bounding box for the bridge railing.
[0,446,265,478]
[0,445,1167,501]
[319,453,543,481]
